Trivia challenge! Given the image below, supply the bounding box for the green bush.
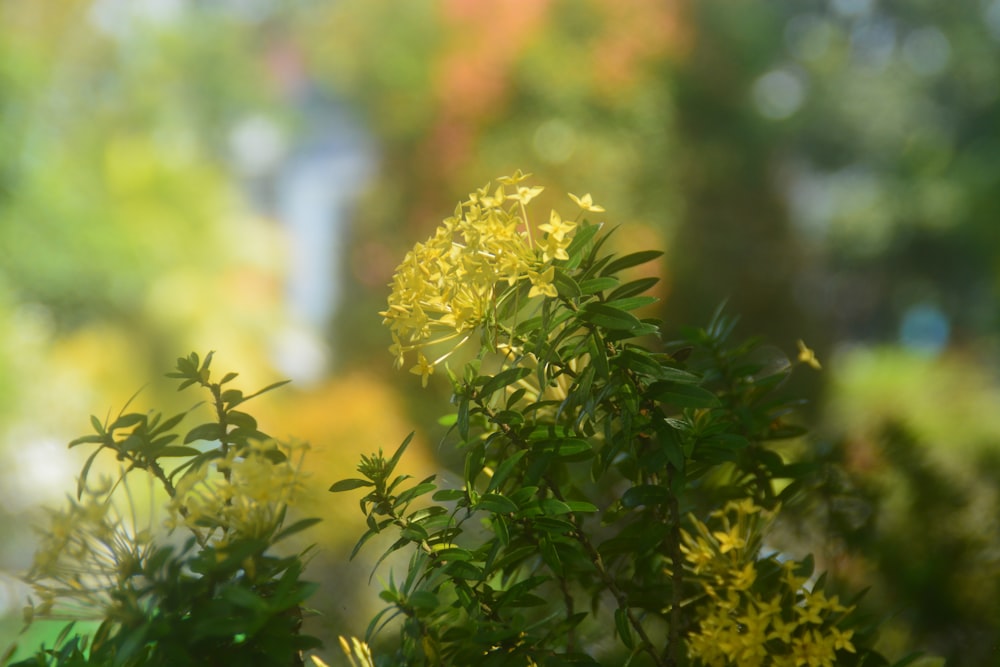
[5,173,922,667]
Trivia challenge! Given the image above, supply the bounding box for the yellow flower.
[528,265,558,298]
[713,527,747,554]
[506,184,544,205]
[568,192,605,212]
[796,339,822,370]
[381,173,585,384]
[410,352,435,388]
[539,209,576,242]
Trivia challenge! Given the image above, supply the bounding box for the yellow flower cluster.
[682,501,856,667]
[168,440,307,545]
[380,171,604,386]
[25,478,153,621]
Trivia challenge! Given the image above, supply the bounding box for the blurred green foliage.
[1,1,999,664]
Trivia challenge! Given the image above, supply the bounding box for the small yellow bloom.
[506,184,544,205]
[528,266,558,298]
[410,353,435,387]
[713,527,746,554]
[796,339,821,370]
[568,192,605,212]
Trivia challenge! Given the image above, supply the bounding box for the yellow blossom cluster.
[25,477,154,621]
[380,171,604,386]
[168,440,307,545]
[681,500,857,667]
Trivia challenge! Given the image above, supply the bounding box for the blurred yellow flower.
[797,339,822,370]
[568,192,605,212]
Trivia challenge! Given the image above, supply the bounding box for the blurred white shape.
[533,119,577,164]
[271,325,329,386]
[0,437,76,512]
[752,68,806,120]
[850,17,896,70]
[90,0,184,37]
[902,27,951,76]
[229,114,288,179]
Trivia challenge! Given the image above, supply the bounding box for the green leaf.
[564,221,602,269]
[601,250,664,276]
[89,415,105,434]
[110,413,146,431]
[386,431,416,477]
[476,493,518,514]
[563,500,599,513]
[77,448,103,500]
[68,434,105,448]
[608,277,660,301]
[579,276,620,295]
[240,379,292,404]
[621,484,670,509]
[184,422,224,444]
[330,478,375,492]
[394,481,437,507]
[581,302,643,332]
[479,367,532,400]
[155,446,202,457]
[605,295,658,312]
[486,449,527,493]
[615,607,634,649]
[432,488,466,502]
[553,268,582,298]
[649,382,720,408]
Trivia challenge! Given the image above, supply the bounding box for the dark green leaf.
[476,493,518,514]
[601,250,664,276]
[579,277,620,294]
[68,434,105,448]
[184,422,223,444]
[621,484,670,509]
[608,277,660,301]
[615,607,634,649]
[76,448,103,500]
[330,478,375,492]
[479,367,532,400]
[649,382,720,408]
[553,268,582,298]
[155,446,202,457]
[581,302,643,332]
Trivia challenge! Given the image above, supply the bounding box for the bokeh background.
[2,0,999,664]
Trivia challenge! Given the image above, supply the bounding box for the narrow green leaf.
[581,302,643,332]
[649,382,720,408]
[68,434,105,448]
[601,250,664,276]
[184,422,223,444]
[479,367,532,401]
[487,449,527,493]
[155,446,202,458]
[608,277,660,301]
[621,484,670,509]
[387,432,416,477]
[394,481,437,507]
[564,221,602,269]
[578,277,619,295]
[615,607,634,649]
[330,478,375,492]
[553,268,582,298]
[476,493,518,514]
[90,415,105,434]
[110,413,146,431]
[77,448,103,500]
